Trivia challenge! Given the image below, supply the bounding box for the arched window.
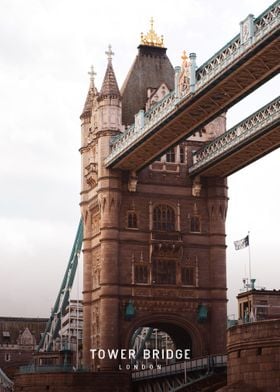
[128,211,138,228]
[153,205,175,232]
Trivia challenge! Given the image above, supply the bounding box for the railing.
[196,0,279,89]
[152,232,182,241]
[105,1,279,167]
[255,0,280,33]
[190,96,280,174]
[132,354,227,381]
[107,91,178,164]
[196,35,240,84]
[19,364,89,374]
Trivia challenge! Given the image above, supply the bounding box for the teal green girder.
[37,218,83,352]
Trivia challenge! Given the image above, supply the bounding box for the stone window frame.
[153,203,177,232]
[127,210,138,229]
[190,215,201,233]
[180,145,185,163]
[166,147,176,163]
[152,258,177,285]
[181,266,195,286]
[134,264,149,284]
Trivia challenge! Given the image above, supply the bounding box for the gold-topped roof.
[181,50,188,63]
[140,17,164,48]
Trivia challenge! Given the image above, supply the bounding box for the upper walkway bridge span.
[105,1,279,173]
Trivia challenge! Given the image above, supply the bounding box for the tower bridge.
[78,0,279,386]
[17,1,280,391]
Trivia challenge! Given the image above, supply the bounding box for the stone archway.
[124,313,205,360]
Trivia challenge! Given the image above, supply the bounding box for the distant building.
[32,300,83,369]
[60,300,83,367]
[237,287,280,322]
[0,317,47,379]
[218,287,280,391]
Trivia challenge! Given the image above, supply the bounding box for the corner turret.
[80,65,98,121]
[98,45,122,132]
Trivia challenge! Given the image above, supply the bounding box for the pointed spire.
[99,45,120,99]
[105,45,114,63]
[80,65,98,119]
[88,65,96,89]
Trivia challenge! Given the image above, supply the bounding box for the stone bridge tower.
[80,23,228,371]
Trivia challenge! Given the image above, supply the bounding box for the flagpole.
[248,230,252,285]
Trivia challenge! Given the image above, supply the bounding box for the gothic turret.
[98,45,122,132]
[80,65,98,120]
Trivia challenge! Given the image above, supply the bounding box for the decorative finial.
[88,65,96,87]
[150,17,154,31]
[181,50,188,63]
[140,18,164,48]
[105,44,114,62]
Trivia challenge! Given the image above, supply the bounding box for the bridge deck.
[105,2,279,172]
[189,96,280,177]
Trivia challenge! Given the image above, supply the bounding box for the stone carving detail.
[178,51,190,96]
[98,194,106,213]
[177,289,195,298]
[153,289,176,297]
[85,162,98,188]
[192,176,201,197]
[18,328,35,347]
[135,287,151,297]
[207,201,227,221]
[128,171,138,192]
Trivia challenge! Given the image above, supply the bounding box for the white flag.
[234,235,249,250]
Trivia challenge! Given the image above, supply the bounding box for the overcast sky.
[0,0,279,319]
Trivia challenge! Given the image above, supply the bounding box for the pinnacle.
[99,57,120,99]
[81,87,95,118]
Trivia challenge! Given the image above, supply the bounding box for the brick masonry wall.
[14,371,132,392]
[226,319,280,391]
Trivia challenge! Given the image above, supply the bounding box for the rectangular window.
[190,216,201,233]
[180,146,185,163]
[152,259,176,284]
[182,267,194,286]
[128,212,138,228]
[135,265,148,284]
[166,148,176,163]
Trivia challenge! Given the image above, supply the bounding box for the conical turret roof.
[99,45,120,99]
[80,65,98,119]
